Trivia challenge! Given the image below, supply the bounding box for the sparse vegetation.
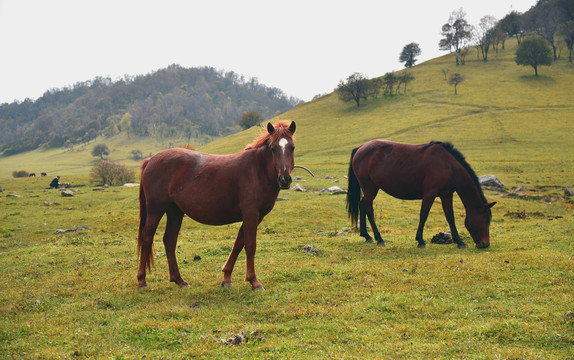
[90,160,135,185]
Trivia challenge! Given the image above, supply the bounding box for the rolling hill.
[1,39,573,187]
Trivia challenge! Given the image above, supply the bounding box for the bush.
[130,149,144,160]
[91,160,135,186]
[12,170,30,178]
[238,111,264,130]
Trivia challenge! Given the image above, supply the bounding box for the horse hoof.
[253,286,265,291]
[179,282,190,288]
[377,241,386,247]
[137,283,148,289]
[457,243,468,249]
[221,282,233,288]
[365,238,374,244]
[417,243,427,249]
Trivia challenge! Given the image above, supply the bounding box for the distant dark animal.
[29,173,35,177]
[346,140,495,249]
[41,172,47,177]
[137,121,297,290]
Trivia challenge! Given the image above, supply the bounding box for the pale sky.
[0,0,535,104]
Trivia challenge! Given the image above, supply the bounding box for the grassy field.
[1,40,573,358]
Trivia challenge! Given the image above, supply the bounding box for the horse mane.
[425,141,490,217]
[245,121,294,150]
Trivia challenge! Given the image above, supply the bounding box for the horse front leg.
[163,205,188,287]
[243,216,264,290]
[221,225,245,287]
[416,195,436,248]
[440,193,466,249]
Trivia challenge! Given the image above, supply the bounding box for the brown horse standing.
[346,140,495,249]
[137,121,296,290]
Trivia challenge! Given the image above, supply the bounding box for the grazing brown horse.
[346,140,495,249]
[138,121,296,290]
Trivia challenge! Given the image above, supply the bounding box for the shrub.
[91,160,135,186]
[12,170,30,178]
[130,149,144,160]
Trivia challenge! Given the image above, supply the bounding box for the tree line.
[0,65,301,156]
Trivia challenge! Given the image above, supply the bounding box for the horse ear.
[487,202,497,209]
[267,122,275,135]
[288,121,296,134]
[267,123,275,135]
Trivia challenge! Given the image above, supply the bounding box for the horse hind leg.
[137,210,164,288]
[163,204,188,287]
[361,191,385,246]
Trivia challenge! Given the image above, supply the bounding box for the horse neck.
[453,167,484,211]
[251,146,279,188]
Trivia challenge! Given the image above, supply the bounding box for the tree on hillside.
[399,43,421,68]
[238,111,264,130]
[92,144,110,159]
[476,15,497,61]
[336,73,372,107]
[515,37,553,76]
[119,112,132,137]
[398,72,415,94]
[448,73,464,95]
[560,20,574,62]
[527,1,568,61]
[439,8,472,66]
[500,11,524,45]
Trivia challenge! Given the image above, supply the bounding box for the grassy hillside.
[1,40,573,359]
[203,39,573,187]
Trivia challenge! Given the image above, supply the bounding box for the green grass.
[1,40,573,358]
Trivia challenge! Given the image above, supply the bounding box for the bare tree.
[477,15,497,61]
[439,8,473,65]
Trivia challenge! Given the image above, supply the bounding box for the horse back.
[353,140,458,200]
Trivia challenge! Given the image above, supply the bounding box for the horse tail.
[346,147,362,227]
[138,158,154,272]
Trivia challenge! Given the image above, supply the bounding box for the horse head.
[465,202,496,248]
[267,121,296,189]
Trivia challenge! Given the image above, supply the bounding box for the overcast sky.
[0,0,536,104]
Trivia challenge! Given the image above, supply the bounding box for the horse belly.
[175,185,243,225]
[378,181,423,200]
[372,162,425,200]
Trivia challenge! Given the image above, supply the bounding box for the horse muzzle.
[475,240,490,249]
[278,175,292,189]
